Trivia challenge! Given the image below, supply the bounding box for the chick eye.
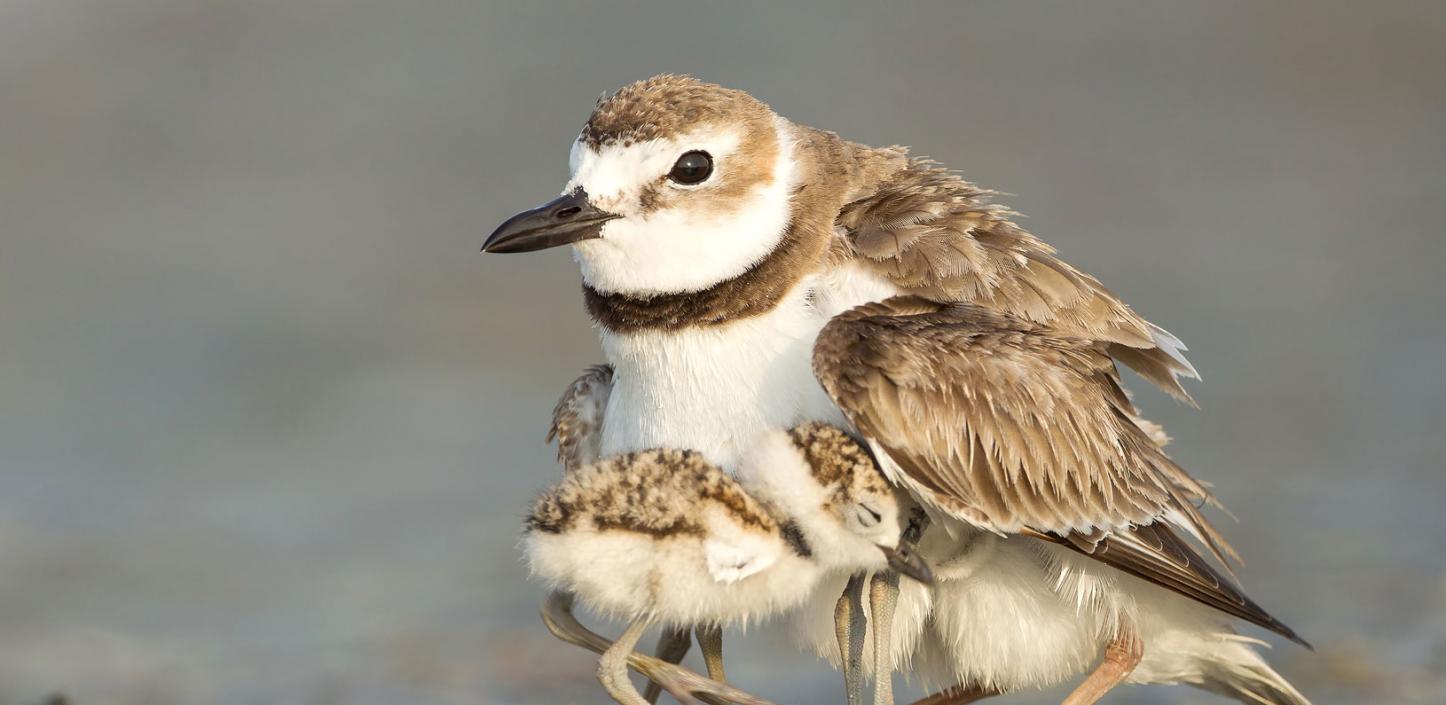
[855,504,882,528]
[668,151,713,185]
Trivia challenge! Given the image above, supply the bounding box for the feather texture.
[812,296,1303,645]
[527,425,910,627]
[835,159,1198,402]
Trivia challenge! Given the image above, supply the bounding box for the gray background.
[2,1,1443,704]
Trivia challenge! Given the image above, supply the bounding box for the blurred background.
[2,1,1443,704]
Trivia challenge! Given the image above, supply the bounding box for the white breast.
[598,283,842,469]
[597,265,902,469]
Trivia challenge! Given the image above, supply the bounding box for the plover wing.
[813,296,1305,645]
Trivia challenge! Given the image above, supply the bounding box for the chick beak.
[880,542,934,584]
[483,188,620,253]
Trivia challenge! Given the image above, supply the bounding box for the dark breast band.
[582,222,818,333]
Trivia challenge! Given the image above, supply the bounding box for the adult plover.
[487,75,1309,705]
[525,423,931,705]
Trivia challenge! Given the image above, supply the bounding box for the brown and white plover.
[488,75,1309,705]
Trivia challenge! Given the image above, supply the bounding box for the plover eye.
[667,151,713,185]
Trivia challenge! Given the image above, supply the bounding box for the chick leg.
[835,573,869,705]
[541,591,780,705]
[643,626,693,704]
[599,620,653,705]
[1058,628,1144,705]
[906,684,998,705]
[695,624,727,682]
[868,570,901,705]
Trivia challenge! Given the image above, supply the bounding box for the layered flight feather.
[833,158,1198,403]
[812,296,1305,645]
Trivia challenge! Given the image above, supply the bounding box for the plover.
[486,75,1308,705]
[525,423,931,705]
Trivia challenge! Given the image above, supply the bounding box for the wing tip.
[1279,625,1314,650]
[1241,592,1313,649]
[1081,524,1312,650]
[1150,324,1201,381]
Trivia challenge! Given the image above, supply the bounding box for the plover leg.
[599,620,653,705]
[540,592,781,705]
[695,624,727,682]
[834,572,869,705]
[643,626,692,704]
[1058,627,1144,705]
[868,570,901,705]
[906,684,998,705]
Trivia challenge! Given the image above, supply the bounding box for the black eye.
[668,151,713,185]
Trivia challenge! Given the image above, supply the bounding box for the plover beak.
[483,188,621,253]
[880,543,934,584]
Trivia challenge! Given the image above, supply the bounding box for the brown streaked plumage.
[812,295,1304,645]
[527,447,776,538]
[581,74,773,150]
[526,446,786,705]
[787,422,879,490]
[535,420,898,549]
[833,160,1198,402]
[813,296,1212,540]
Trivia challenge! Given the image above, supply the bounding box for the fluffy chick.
[525,423,928,705]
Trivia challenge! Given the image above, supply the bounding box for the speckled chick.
[525,423,918,629]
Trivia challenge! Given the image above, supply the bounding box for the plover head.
[484,75,801,297]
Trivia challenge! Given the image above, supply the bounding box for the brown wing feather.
[1030,524,1309,647]
[836,159,1197,402]
[813,297,1310,639]
[814,297,1232,561]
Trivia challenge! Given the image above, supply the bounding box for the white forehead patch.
[567,118,798,296]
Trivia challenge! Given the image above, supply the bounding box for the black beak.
[482,189,621,254]
[880,543,934,585]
